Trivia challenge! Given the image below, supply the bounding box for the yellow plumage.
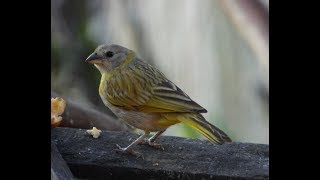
[86,44,231,155]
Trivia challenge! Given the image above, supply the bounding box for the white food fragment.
[87,127,102,138]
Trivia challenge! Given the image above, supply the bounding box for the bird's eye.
[105,51,114,58]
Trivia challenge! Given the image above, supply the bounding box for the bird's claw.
[114,144,144,159]
[149,142,164,150]
[139,140,164,150]
[114,144,126,151]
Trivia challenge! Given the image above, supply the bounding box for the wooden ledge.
[52,127,269,180]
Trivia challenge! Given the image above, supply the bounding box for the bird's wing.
[105,61,207,113]
[139,80,207,113]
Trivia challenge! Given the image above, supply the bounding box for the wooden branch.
[51,91,129,131]
[52,127,269,180]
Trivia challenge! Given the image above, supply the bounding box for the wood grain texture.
[51,142,75,180]
[52,127,269,180]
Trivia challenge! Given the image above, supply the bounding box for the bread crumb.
[51,97,66,128]
[87,127,102,138]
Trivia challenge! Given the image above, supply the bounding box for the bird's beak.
[85,53,103,64]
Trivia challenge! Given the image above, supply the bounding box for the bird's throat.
[99,73,108,95]
[97,51,135,95]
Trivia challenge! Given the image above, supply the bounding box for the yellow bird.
[86,44,231,156]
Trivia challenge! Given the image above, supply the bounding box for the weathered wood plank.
[51,142,75,180]
[52,127,269,180]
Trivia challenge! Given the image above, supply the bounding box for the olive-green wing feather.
[139,80,207,113]
[105,59,207,113]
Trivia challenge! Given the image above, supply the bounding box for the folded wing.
[105,60,207,113]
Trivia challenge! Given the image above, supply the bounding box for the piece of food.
[51,97,66,128]
[87,127,102,138]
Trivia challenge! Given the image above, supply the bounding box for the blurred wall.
[51,0,269,144]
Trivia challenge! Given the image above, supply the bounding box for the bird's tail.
[164,113,231,144]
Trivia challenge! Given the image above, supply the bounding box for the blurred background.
[51,0,269,144]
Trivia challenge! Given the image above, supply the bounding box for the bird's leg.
[149,130,165,143]
[115,131,150,159]
[139,130,166,150]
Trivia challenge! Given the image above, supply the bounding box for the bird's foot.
[139,140,164,150]
[114,144,144,159]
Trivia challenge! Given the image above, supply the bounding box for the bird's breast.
[99,92,174,132]
[101,98,167,131]
[98,72,179,132]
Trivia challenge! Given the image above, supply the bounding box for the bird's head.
[85,44,134,74]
